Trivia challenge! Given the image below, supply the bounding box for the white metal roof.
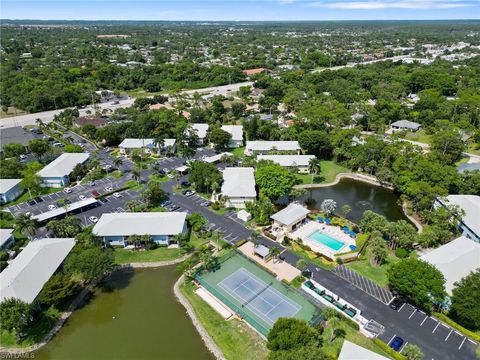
[271,203,311,226]
[221,125,243,141]
[338,340,388,360]
[92,212,187,236]
[32,197,98,222]
[221,167,256,198]
[0,229,14,248]
[0,238,76,303]
[37,153,90,178]
[191,123,209,139]
[118,138,155,148]
[254,244,270,258]
[246,141,300,152]
[203,152,231,164]
[420,236,480,294]
[257,155,315,167]
[441,195,480,237]
[0,179,22,194]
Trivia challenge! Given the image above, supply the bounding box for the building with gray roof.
[221,167,256,209]
[271,203,311,234]
[0,229,15,250]
[0,179,23,204]
[245,141,301,156]
[0,238,76,303]
[391,120,422,132]
[257,155,315,173]
[37,153,90,188]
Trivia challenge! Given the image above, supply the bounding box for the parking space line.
[399,342,408,353]
[458,337,466,350]
[445,330,453,341]
[432,322,440,333]
[387,334,396,345]
[468,339,477,345]
[420,316,428,326]
[409,309,417,319]
[397,302,406,312]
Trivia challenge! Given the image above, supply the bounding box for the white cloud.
[279,0,299,4]
[310,0,478,9]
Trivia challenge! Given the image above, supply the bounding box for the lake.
[300,178,407,223]
[35,266,214,360]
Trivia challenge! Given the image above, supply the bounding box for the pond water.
[300,178,407,224]
[35,266,214,360]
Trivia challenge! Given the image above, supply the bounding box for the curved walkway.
[173,275,225,360]
[0,254,192,355]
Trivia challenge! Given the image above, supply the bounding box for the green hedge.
[235,239,248,247]
[373,339,405,360]
[433,312,480,343]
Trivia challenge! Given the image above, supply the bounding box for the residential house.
[190,123,209,145]
[0,229,15,250]
[92,212,187,248]
[420,236,480,295]
[0,179,23,204]
[118,138,176,155]
[74,116,107,129]
[37,153,90,188]
[0,238,76,303]
[435,195,480,243]
[221,167,256,209]
[271,203,311,235]
[257,155,315,174]
[390,120,422,132]
[220,125,244,148]
[245,141,301,156]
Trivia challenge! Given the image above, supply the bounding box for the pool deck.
[290,221,356,258]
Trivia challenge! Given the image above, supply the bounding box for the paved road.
[0,81,253,129]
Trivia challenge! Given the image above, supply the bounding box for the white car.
[113,192,122,198]
[63,187,72,194]
[79,195,87,201]
[105,186,113,192]
[48,204,57,210]
[167,173,174,179]
[89,216,99,223]
[19,154,27,160]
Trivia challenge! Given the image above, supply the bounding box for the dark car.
[160,200,172,207]
[170,205,180,211]
[27,199,36,206]
[200,201,212,207]
[33,196,43,203]
[158,169,166,175]
[389,336,404,351]
[389,298,405,311]
[181,181,191,187]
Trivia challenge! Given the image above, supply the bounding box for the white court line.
[409,309,417,319]
[459,337,466,350]
[445,330,453,341]
[397,303,406,312]
[432,323,440,333]
[420,316,429,326]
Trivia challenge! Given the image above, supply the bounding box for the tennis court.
[196,251,320,336]
[218,267,302,325]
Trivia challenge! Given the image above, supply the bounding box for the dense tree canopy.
[449,270,480,331]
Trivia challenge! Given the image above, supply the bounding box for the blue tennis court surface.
[218,267,302,325]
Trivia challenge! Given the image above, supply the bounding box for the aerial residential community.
[0,4,479,360]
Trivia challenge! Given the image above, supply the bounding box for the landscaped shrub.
[395,248,409,258]
[282,236,292,246]
[235,239,248,247]
[211,202,220,210]
[373,339,405,360]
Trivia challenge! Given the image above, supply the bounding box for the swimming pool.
[308,231,345,252]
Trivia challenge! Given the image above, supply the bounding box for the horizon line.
[2,18,480,22]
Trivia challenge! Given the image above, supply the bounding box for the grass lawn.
[321,317,392,359]
[467,142,480,156]
[110,170,123,179]
[289,242,336,270]
[346,250,400,287]
[114,246,184,264]
[404,130,432,145]
[296,161,350,185]
[149,174,169,183]
[123,180,144,191]
[181,281,269,360]
[230,146,246,158]
[0,106,27,118]
[210,206,227,215]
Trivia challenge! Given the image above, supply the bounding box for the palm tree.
[308,157,321,184]
[35,118,46,129]
[16,214,39,241]
[126,199,140,212]
[402,344,424,360]
[113,157,123,168]
[268,247,281,262]
[131,167,141,183]
[341,204,352,219]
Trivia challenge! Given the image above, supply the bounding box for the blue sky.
[1,0,479,20]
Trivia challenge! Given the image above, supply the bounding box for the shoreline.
[295,172,423,232]
[173,275,225,360]
[0,255,191,355]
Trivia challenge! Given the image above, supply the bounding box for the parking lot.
[377,302,478,359]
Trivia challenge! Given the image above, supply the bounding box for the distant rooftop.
[0,179,22,194]
[191,123,209,139]
[391,120,422,130]
[438,195,480,237]
[0,229,14,248]
[221,125,243,141]
[246,141,300,152]
[257,155,315,167]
